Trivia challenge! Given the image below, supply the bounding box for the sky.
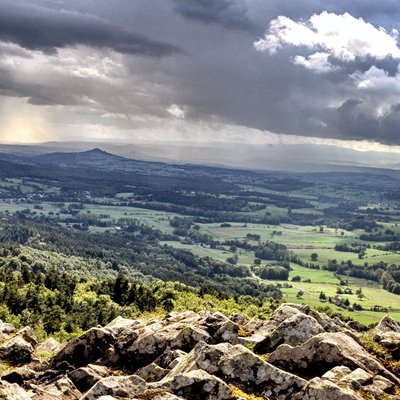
[1,0,400,151]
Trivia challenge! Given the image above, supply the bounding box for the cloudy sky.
[1,0,400,151]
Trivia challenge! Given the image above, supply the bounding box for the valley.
[0,148,400,327]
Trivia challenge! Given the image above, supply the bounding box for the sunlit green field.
[199,223,356,246]
[280,288,400,325]
[159,241,255,264]
[295,247,400,265]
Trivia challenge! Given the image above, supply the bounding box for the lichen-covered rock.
[154,350,187,369]
[15,327,37,347]
[2,365,39,385]
[155,369,232,400]
[240,303,350,351]
[115,329,172,370]
[80,375,147,400]
[170,326,211,352]
[213,321,239,345]
[373,315,400,336]
[254,313,325,353]
[0,334,35,365]
[346,320,368,332]
[115,321,211,370]
[52,327,115,368]
[36,338,63,353]
[0,308,398,400]
[0,320,16,335]
[68,364,110,392]
[372,315,400,356]
[170,341,306,399]
[321,366,352,383]
[292,377,364,400]
[268,331,399,383]
[151,392,185,400]
[152,394,185,400]
[30,376,81,399]
[0,326,38,366]
[228,313,245,325]
[338,368,372,390]
[362,374,398,398]
[323,367,397,399]
[104,316,141,337]
[0,380,31,400]
[136,362,169,382]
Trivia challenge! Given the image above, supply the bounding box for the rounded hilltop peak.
[85,148,108,154]
[82,148,121,158]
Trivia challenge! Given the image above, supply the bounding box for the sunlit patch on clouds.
[0,97,52,143]
[167,104,185,119]
[353,66,400,92]
[255,12,400,72]
[294,52,337,73]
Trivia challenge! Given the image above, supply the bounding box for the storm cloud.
[0,1,181,56]
[1,0,400,146]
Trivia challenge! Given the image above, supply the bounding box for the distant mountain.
[33,148,127,167]
[1,141,400,175]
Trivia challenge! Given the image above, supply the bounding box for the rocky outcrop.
[372,315,400,356]
[292,377,364,400]
[36,338,63,353]
[51,327,115,368]
[268,331,399,383]
[166,341,306,398]
[0,380,31,399]
[80,375,147,400]
[0,327,37,365]
[0,305,397,400]
[68,364,110,392]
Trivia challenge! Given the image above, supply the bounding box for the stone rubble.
[0,303,397,399]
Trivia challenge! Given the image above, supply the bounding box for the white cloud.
[353,65,400,93]
[294,52,336,73]
[167,104,185,119]
[255,12,400,67]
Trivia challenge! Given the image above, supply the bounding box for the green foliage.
[0,247,282,339]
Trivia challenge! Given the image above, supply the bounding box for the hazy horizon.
[1,1,400,158]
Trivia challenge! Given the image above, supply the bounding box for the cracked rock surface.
[0,304,397,399]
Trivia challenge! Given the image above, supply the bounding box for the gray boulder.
[0,320,16,335]
[169,341,306,399]
[0,380,31,400]
[36,338,63,354]
[155,369,232,400]
[104,316,141,337]
[292,377,364,400]
[372,315,400,356]
[254,312,325,353]
[154,350,187,369]
[30,376,81,399]
[268,332,399,384]
[136,362,169,382]
[0,333,35,365]
[80,375,147,400]
[52,327,115,368]
[68,364,110,392]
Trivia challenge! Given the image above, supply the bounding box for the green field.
[160,241,255,264]
[272,264,400,325]
[295,247,400,265]
[198,223,356,246]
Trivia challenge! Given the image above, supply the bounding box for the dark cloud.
[1,0,400,146]
[172,0,255,31]
[0,1,181,56]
